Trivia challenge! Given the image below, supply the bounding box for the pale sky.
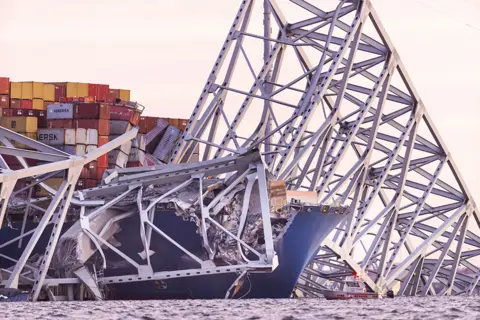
[1,0,480,199]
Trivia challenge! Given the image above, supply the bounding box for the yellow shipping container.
[66,82,78,97]
[33,99,44,110]
[12,133,37,150]
[43,84,55,101]
[33,82,44,99]
[119,89,130,101]
[10,82,22,99]
[35,178,64,197]
[1,116,38,133]
[21,82,33,100]
[77,83,88,98]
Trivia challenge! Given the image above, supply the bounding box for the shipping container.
[76,179,85,190]
[109,120,132,135]
[43,84,55,101]
[47,119,74,129]
[97,154,108,168]
[3,155,37,167]
[64,145,75,155]
[12,133,37,149]
[66,82,78,97]
[75,128,87,145]
[33,82,44,99]
[119,89,130,101]
[37,110,47,128]
[0,77,9,94]
[85,179,96,189]
[126,161,143,168]
[131,111,140,126]
[32,99,44,110]
[108,88,120,100]
[13,108,36,117]
[10,82,22,99]
[145,119,169,153]
[128,148,145,163]
[87,129,98,145]
[97,84,109,101]
[131,134,146,151]
[179,118,188,130]
[37,128,65,145]
[74,103,110,120]
[113,138,132,155]
[2,109,13,117]
[88,84,97,98]
[20,100,32,109]
[75,119,110,136]
[35,178,63,197]
[86,145,97,153]
[81,161,97,180]
[77,83,88,97]
[76,144,86,156]
[47,103,74,119]
[10,99,21,109]
[54,84,66,101]
[98,136,109,147]
[110,105,134,122]
[0,95,9,108]
[1,117,38,133]
[65,128,76,145]
[152,125,180,162]
[20,82,33,100]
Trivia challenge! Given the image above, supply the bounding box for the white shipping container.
[108,150,129,168]
[132,134,146,151]
[37,129,65,146]
[75,144,86,156]
[76,128,87,145]
[117,140,132,155]
[46,103,74,120]
[86,129,98,146]
[65,128,76,145]
[86,145,97,153]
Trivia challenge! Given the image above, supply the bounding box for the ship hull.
[0,206,346,300]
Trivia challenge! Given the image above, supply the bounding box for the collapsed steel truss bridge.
[0,0,479,300]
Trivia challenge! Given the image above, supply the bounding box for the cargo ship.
[0,77,348,300]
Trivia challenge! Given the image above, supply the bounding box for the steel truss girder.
[169,0,480,297]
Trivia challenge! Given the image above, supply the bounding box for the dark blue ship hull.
[0,206,346,300]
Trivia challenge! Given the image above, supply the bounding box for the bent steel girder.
[170,0,480,296]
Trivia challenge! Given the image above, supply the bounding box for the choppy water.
[3,296,480,319]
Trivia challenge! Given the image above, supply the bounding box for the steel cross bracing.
[0,122,276,301]
[169,0,480,296]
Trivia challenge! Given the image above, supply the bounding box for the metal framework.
[170,0,480,296]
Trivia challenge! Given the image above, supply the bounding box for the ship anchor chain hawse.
[1,0,480,301]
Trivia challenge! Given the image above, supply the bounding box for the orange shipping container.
[43,84,55,101]
[77,83,89,97]
[1,116,38,133]
[33,99,44,110]
[66,82,78,97]
[12,132,37,149]
[0,77,9,94]
[119,89,130,101]
[10,82,22,99]
[33,82,44,99]
[21,82,33,99]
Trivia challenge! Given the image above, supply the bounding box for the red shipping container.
[88,84,98,98]
[126,161,142,168]
[75,119,110,136]
[47,119,74,129]
[37,110,47,128]
[97,154,108,168]
[97,167,107,181]
[74,103,110,120]
[3,155,37,167]
[76,179,85,190]
[13,109,36,117]
[98,135,109,147]
[147,117,157,132]
[81,161,97,179]
[109,105,134,121]
[54,84,66,102]
[85,179,96,189]
[0,77,9,94]
[139,116,147,133]
[2,109,13,117]
[96,84,109,102]
[0,95,9,108]
[21,100,33,109]
[131,111,140,126]
[10,99,21,109]
[59,97,67,103]
[108,89,120,100]
[66,97,74,102]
